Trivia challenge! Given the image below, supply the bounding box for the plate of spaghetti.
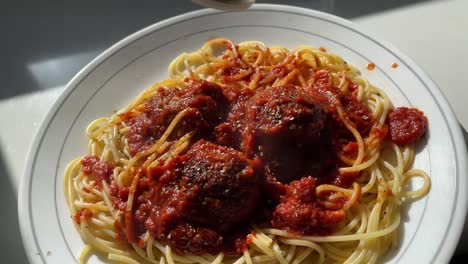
[19,4,467,264]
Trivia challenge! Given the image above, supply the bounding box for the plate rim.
[18,4,468,264]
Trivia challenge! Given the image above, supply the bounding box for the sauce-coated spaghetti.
[64,38,430,264]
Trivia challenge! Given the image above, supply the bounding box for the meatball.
[146,140,261,254]
[125,79,231,156]
[243,85,329,183]
[214,88,255,150]
[245,85,327,144]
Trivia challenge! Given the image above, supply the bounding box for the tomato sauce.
[272,177,345,235]
[114,220,126,240]
[109,182,129,211]
[387,107,427,145]
[81,155,114,189]
[84,58,427,255]
[342,141,359,157]
[246,232,256,245]
[74,208,93,225]
[116,77,382,254]
[123,79,233,156]
[140,140,261,254]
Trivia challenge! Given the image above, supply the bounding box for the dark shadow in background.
[451,126,468,264]
[0,148,28,263]
[2,0,434,99]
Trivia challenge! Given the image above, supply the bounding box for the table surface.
[2,0,467,263]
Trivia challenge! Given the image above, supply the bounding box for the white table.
[2,0,467,262]
[354,0,468,256]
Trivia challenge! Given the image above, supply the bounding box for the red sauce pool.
[387,107,427,145]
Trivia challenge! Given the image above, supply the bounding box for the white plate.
[18,4,468,264]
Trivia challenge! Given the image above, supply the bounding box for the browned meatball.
[214,88,254,150]
[243,85,329,183]
[245,85,327,145]
[145,140,261,254]
[125,79,231,156]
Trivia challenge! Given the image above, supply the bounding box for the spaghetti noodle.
[64,38,430,264]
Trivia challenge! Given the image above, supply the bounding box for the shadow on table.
[451,125,468,263]
[3,0,434,100]
[0,149,28,263]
